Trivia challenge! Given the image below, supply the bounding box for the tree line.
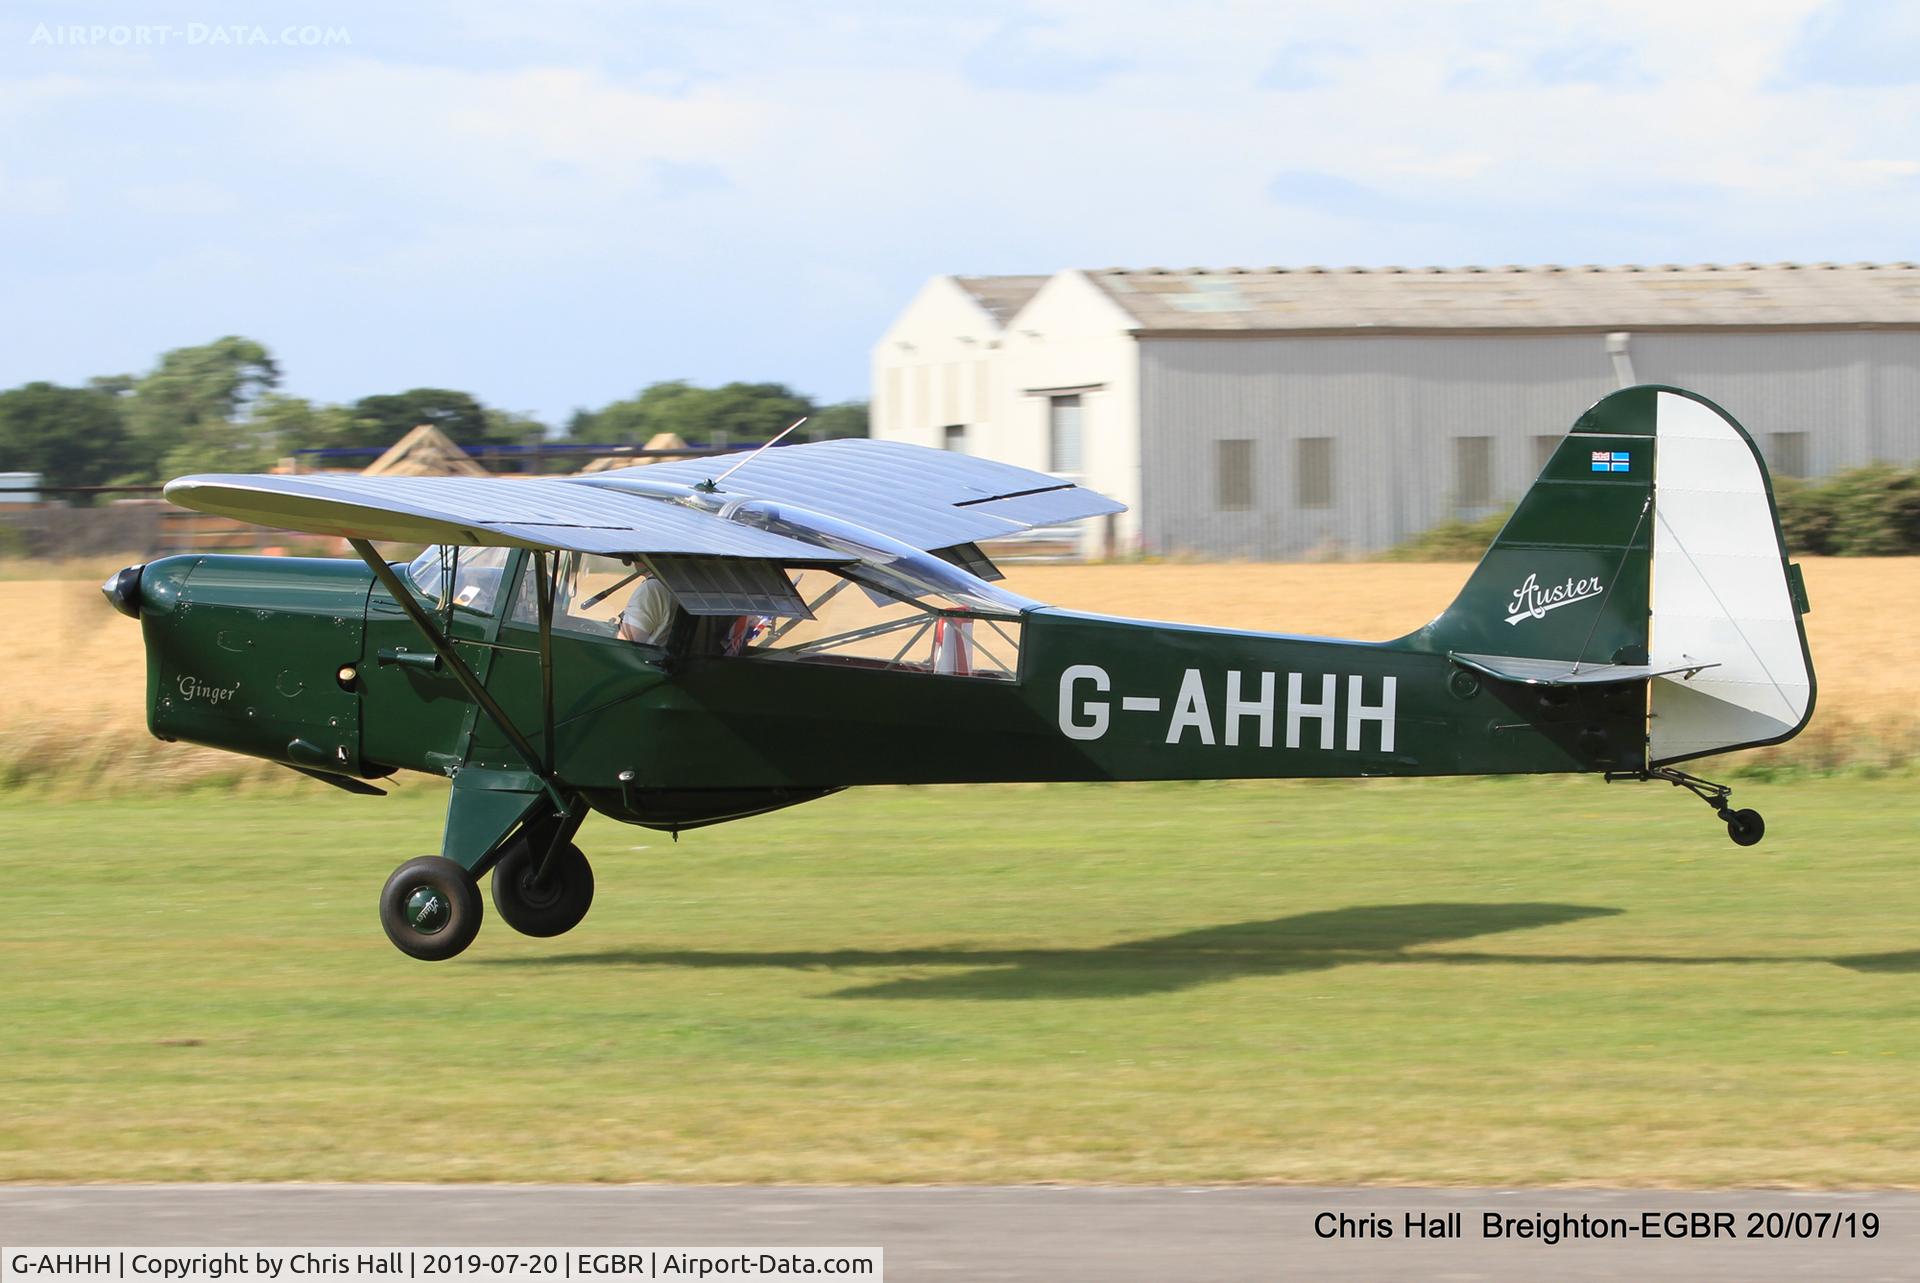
[0,335,868,493]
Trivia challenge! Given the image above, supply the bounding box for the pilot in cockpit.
[617,572,677,646]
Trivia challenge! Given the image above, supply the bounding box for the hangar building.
[870,263,1920,557]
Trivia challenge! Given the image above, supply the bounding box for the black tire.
[1726,808,1766,847]
[491,838,594,938]
[380,856,484,961]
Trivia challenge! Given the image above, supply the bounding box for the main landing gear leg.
[1606,766,1766,846]
[378,792,594,960]
[490,809,594,939]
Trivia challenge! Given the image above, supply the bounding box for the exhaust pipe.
[101,563,145,619]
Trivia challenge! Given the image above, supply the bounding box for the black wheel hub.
[403,885,451,934]
[513,868,564,910]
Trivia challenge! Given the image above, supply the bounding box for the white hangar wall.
[874,272,1143,552]
[1137,330,1920,558]
[1631,331,1920,477]
[870,276,1003,448]
[985,272,1142,551]
[1137,334,1614,558]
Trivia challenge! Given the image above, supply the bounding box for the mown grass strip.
[4,775,1917,1186]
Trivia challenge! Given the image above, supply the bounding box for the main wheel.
[380,856,484,961]
[491,838,594,938]
[1725,808,1766,847]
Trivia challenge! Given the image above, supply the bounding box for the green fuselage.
[134,551,1642,841]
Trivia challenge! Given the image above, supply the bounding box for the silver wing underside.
[596,438,1125,551]
[166,439,1124,563]
[163,474,854,562]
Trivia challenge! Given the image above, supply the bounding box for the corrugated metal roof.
[954,275,1050,326]
[1081,262,1920,333]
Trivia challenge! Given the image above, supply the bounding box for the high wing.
[168,441,1125,564]
[590,437,1126,554]
[162,473,854,564]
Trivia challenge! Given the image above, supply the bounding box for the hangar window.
[1768,431,1809,479]
[883,367,902,435]
[1217,439,1254,511]
[943,424,969,453]
[1296,437,1333,508]
[1049,394,1083,475]
[1533,434,1561,477]
[1455,436,1494,509]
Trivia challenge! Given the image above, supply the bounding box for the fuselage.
[123,551,1641,831]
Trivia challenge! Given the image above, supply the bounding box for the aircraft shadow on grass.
[482,903,1920,999]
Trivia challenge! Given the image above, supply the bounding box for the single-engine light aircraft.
[107,386,1814,960]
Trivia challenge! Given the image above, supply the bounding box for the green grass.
[3,774,1919,1186]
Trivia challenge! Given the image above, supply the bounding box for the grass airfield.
[4,773,1918,1186]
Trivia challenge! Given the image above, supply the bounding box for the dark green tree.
[348,388,490,448]
[250,394,361,453]
[807,400,870,440]
[570,380,820,445]
[341,389,547,452]
[0,382,132,493]
[125,336,280,475]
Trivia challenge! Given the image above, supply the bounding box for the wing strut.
[534,550,557,777]
[351,539,568,814]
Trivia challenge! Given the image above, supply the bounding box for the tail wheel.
[380,856,484,961]
[1725,808,1766,847]
[491,838,594,938]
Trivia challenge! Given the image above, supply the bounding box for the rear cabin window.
[745,568,1022,680]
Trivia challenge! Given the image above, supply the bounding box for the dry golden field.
[2,557,1914,782]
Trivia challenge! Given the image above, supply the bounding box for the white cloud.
[254,60,766,196]
[3,0,1919,414]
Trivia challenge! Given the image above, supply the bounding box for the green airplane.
[105,385,1814,961]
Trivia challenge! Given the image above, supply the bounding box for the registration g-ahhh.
[106,386,1814,960]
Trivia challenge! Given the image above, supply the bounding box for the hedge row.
[1384,465,1920,561]
[1773,466,1920,556]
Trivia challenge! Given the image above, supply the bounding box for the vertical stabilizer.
[1405,386,1658,669]
[1407,386,1815,766]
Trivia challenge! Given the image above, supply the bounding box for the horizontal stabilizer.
[1451,652,1720,687]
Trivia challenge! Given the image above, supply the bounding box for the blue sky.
[2,0,1916,424]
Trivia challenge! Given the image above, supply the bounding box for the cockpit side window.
[404,545,512,618]
[505,552,657,642]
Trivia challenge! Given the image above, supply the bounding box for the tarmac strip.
[2,1185,1916,1282]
